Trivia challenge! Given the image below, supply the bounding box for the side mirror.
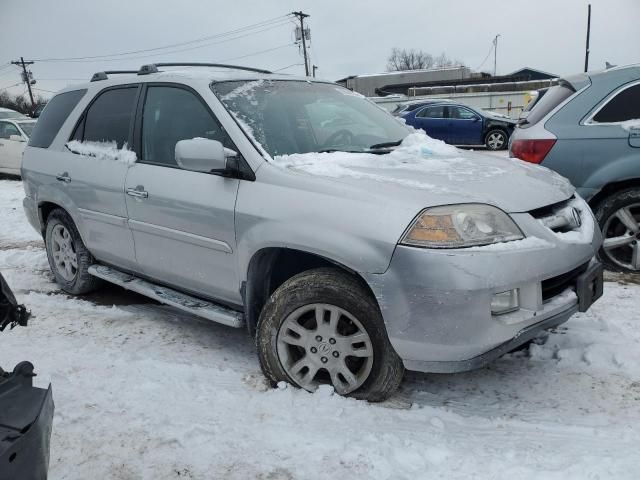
[175,138,237,175]
[9,135,25,142]
[472,116,480,122]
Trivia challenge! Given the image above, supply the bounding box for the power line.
[33,15,292,63]
[221,43,296,62]
[0,82,22,91]
[475,42,495,72]
[273,63,304,72]
[36,20,293,64]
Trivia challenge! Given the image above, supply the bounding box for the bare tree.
[0,91,47,115]
[386,48,434,71]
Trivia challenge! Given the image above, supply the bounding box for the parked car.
[0,107,27,120]
[31,103,47,119]
[398,100,516,150]
[0,118,36,176]
[518,88,549,123]
[1,272,54,480]
[509,64,640,272]
[22,63,603,401]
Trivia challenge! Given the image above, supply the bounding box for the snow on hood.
[66,140,137,164]
[271,132,574,212]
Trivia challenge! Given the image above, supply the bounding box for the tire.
[593,188,640,273]
[44,208,102,294]
[484,129,508,150]
[256,268,404,402]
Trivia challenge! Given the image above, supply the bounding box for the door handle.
[56,172,71,183]
[126,187,148,199]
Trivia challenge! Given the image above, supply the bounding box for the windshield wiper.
[317,148,362,153]
[368,139,403,149]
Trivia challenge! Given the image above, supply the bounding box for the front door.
[125,84,241,304]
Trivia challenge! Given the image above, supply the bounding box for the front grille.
[541,261,589,301]
[529,196,581,234]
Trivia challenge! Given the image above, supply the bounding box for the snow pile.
[271,132,508,190]
[66,140,137,164]
[620,118,640,132]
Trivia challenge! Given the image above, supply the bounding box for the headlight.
[400,204,524,248]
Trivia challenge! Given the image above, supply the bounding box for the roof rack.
[137,63,272,75]
[90,70,138,82]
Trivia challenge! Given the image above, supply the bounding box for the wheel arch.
[587,177,640,210]
[242,247,379,337]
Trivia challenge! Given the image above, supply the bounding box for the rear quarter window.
[592,83,640,123]
[28,89,87,148]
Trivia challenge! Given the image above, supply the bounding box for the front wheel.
[256,268,404,402]
[485,129,508,150]
[594,188,640,273]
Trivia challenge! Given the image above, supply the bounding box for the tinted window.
[521,84,574,128]
[417,105,445,118]
[28,89,86,148]
[451,106,478,120]
[141,86,234,167]
[82,87,138,148]
[0,122,20,139]
[593,84,640,123]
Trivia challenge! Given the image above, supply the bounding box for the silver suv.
[22,63,604,401]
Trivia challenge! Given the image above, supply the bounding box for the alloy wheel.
[487,132,506,150]
[601,203,640,271]
[51,224,78,281]
[276,303,374,395]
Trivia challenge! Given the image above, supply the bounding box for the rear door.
[58,85,140,270]
[0,121,25,173]
[412,105,448,141]
[447,105,483,145]
[124,83,241,304]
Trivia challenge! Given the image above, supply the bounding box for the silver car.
[21,63,603,401]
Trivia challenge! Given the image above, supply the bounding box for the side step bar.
[88,265,244,328]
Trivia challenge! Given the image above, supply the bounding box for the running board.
[88,265,244,328]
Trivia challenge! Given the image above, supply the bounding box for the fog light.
[491,289,519,315]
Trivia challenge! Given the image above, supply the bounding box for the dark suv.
[510,65,640,272]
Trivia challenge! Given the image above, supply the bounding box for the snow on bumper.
[363,203,602,373]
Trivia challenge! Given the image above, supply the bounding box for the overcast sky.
[1,0,638,99]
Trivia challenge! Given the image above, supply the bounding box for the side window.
[28,89,86,148]
[0,122,20,139]
[593,83,640,123]
[417,105,445,119]
[451,106,479,120]
[78,87,138,148]
[141,86,234,167]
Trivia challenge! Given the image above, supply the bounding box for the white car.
[0,118,36,176]
[0,107,28,119]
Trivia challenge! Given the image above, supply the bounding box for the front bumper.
[363,211,603,373]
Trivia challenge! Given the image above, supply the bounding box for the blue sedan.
[396,101,516,150]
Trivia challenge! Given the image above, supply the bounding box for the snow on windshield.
[621,118,640,131]
[66,140,137,164]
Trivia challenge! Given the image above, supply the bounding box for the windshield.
[211,80,409,157]
[0,111,27,119]
[17,122,35,137]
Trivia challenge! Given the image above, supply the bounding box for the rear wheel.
[485,129,508,150]
[594,189,640,273]
[256,268,404,402]
[45,209,102,294]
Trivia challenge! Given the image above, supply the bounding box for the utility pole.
[584,4,592,72]
[493,34,501,77]
[11,57,36,109]
[292,11,310,76]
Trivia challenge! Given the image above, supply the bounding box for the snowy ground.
[1,176,639,479]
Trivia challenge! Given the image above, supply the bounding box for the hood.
[271,133,574,213]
